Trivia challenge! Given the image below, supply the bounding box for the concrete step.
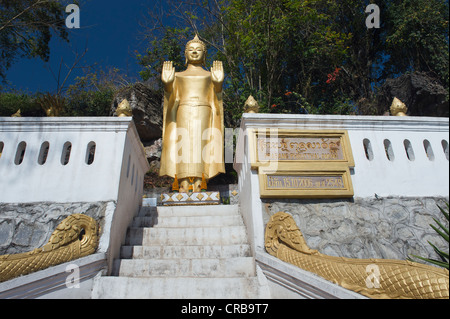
[92,276,269,299]
[120,244,251,259]
[138,205,240,218]
[131,214,244,228]
[111,257,256,278]
[125,226,248,246]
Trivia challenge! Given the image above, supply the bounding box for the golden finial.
[390,97,408,116]
[188,177,195,192]
[201,173,207,191]
[11,109,21,117]
[172,175,179,192]
[244,95,260,113]
[37,93,64,117]
[116,99,132,117]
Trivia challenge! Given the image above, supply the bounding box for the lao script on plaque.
[257,136,344,161]
[267,175,346,190]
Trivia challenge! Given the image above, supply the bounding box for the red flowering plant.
[326,67,341,84]
[269,91,312,114]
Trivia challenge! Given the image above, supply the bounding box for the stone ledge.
[255,250,367,299]
[0,253,106,299]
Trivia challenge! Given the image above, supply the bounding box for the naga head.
[43,214,99,256]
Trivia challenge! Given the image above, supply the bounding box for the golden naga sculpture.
[244,95,260,113]
[265,212,449,299]
[11,109,21,117]
[390,97,408,116]
[159,34,225,193]
[116,99,133,117]
[0,214,99,283]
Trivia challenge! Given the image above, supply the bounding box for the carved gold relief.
[249,129,355,169]
[390,97,408,116]
[0,214,99,283]
[250,129,355,199]
[265,212,449,299]
[116,99,133,117]
[244,95,260,113]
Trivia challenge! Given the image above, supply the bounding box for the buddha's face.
[185,43,206,65]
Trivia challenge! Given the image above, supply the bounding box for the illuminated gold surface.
[390,97,408,116]
[116,99,133,117]
[259,166,354,198]
[265,212,449,299]
[244,95,260,113]
[11,109,21,117]
[159,35,225,192]
[0,214,99,283]
[37,93,64,117]
[248,129,354,169]
[250,129,355,198]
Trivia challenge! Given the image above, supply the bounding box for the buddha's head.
[185,34,207,66]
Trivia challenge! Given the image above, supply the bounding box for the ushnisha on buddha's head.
[185,34,207,66]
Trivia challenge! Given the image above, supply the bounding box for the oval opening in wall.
[441,140,448,161]
[423,139,435,161]
[0,141,4,160]
[61,142,72,165]
[363,139,374,161]
[403,139,415,161]
[383,139,394,161]
[15,141,27,165]
[38,141,50,165]
[86,141,96,165]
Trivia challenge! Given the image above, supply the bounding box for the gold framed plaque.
[248,129,355,198]
[248,129,354,169]
[259,165,354,198]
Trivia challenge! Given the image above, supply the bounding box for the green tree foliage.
[137,0,449,122]
[384,0,449,89]
[219,0,352,117]
[0,0,69,81]
[409,203,449,269]
[0,91,43,116]
[63,69,125,117]
[136,27,190,85]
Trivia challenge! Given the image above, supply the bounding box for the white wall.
[0,117,149,203]
[234,114,449,198]
[0,117,150,280]
[234,114,449,255]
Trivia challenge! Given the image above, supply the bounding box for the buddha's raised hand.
[161,61,175,87]
[211,61,224,91]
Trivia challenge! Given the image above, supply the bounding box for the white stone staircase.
[91,204,270,299]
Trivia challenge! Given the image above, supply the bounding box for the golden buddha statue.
[159,35,225,193]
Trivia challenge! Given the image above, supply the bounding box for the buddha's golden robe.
[159,72,225,180]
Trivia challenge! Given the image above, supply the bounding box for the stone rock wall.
[376,71,449,117]
[262,197,448,262]
[110,83,163,142]
[0,202,111,255]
